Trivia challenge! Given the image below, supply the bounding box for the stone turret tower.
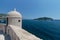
[7,8,22,27]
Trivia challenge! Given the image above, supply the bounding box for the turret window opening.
[18,20,20,22]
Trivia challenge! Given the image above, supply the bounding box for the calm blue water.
[22,20,60,40]
[1,20,60,40]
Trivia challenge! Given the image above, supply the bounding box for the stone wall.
[0,24,6,33]
[6,25,42,40]
[7,25,21,40]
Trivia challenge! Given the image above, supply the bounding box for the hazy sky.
[0,0,60,19]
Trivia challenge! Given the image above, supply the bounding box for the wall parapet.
[7,25,21,40]
[6,25,42,40]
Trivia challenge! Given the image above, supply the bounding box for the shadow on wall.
[4,34,11,40]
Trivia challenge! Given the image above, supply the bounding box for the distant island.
[0,14,7,20]
[34,17,53,21]
[0,14,7,17]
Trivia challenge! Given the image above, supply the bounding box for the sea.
[1,19,60,40]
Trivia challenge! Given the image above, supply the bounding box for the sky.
[0,0,60,19]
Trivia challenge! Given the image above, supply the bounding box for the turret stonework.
[7,9,22,27]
